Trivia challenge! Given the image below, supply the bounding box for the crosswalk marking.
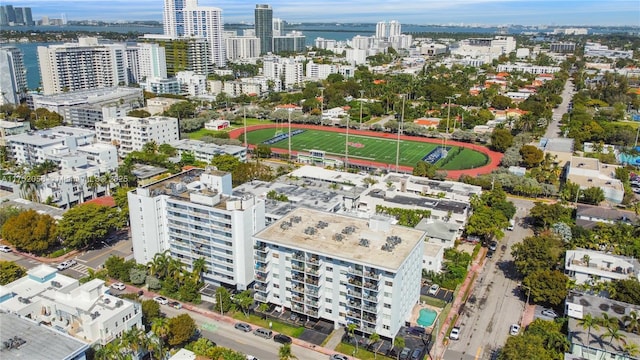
[70,264,91,276]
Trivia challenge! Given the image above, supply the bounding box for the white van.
[507,219,515,231]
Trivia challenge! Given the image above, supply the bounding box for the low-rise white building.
[497,63,561,74]
[565,156,624,204]
[5,126,95,166]
[176,71,208,97]
[565,249,640,285]
[423,243,445,274]
[95,116,179,156]
[0,264,142,345]
[253,208,424,338]
[170,138,246,163]
[141,77,181,95]
[0,119,30,146]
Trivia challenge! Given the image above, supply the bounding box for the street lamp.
[395,94,406,173]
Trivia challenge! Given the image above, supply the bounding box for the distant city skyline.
[3,0,640,26]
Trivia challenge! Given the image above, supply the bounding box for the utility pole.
[396,94,406,173]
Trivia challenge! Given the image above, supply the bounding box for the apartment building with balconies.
[252,208,424,339]
[95,116,179,156]
[128,168,265,290]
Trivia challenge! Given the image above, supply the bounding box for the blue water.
[417,308,437,327]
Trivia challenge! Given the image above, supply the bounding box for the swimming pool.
[417,308,437,327]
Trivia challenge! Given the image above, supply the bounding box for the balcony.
[292,253,305,261]
[291,286,304,293]
[305,278,319,286]
[364,271,379,280]
[363,305,378,314]
[306,256,320,264]
[255,294,267,302]
[292,296,304,304]
[363,294,377,302]
[254,244,269,254]
[254,284,267,292]
[292,305,304,312]
[364,281,378,290]
[292,264,305,272]
[362,325,376,334]
[304,288,319,296]
[348,290,362,298]
[254,254,267,263]
[362,316,377,325]
[291,276,305,284]
[347,311,362,319]
[348,268,363,276]
[305,299,319,307]
[305,309,318,317]
[347,301,362,308]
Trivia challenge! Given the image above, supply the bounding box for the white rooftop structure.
[0,265,142,345]
[289,165,371,188]
[565,249,640,285]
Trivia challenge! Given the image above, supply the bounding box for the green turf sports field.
[243,128,488,170]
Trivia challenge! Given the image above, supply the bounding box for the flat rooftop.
[0,311,89,360]
[255,208,425,271]
[366,188,469,214]
[6,126,94,146]
[171,139,245,155]
[1,198,66,220]
[144,168,217,200]
[131,164,169,180]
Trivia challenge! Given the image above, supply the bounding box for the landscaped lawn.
[244,128,488,170]
[335,342,395,360]
[186,118,274,140]
[230,311,305,337]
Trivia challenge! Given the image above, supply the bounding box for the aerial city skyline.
[1,0,639,26]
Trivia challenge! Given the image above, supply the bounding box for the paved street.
[444,198,535,360]
[158,303,332,360]
[545,79,575,139]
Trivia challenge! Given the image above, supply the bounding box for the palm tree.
[578,314,599,356]
[100,172,115,196]
[623,342,640,359]
[94,340,125,360]
[604,326,626,352]
[369,332,381,359]
[151,317,170,359]
[599,312,620,330]
[148,251,171,279]
[87,175,100,198]
[623,311,640,334]
[394,336,406,359]
[278,343,297,360]
[121,326,148,358]
[347,323,358,353]
[191,257,207,283]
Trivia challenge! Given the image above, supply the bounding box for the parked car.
[487,250,494,259]
[234,323,252,332]
[169,301,182,309]
[509,324,520,336]
[428,284,440,295]
[110,282,126,291]
[541,309,559,318]
[153,296,169,305]
[56,259,77,271]
[246,356,259,360]
[399,347,411,360]
[489,240,498,251]
[253,328,272,339]
[449,327,460,340]
[329,355,349,360]
[0,245,12,253]
[274,334,292,344]
[411,348,423,360]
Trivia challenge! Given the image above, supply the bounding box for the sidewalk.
[432,247,487,360]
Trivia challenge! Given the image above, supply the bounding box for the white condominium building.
[171,139,247,163]
[0,47,27,105]
[0,264,142,345]
[253,208,425,338]
[128,168,266,290]
[95,116,179,156]
[5,126,95,166]
[183,0,226,68]
[262,56,303,90]
[225,35,260,60]
[37,37,129,95]
[126,42,167,83]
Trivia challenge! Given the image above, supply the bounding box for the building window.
[326,277,333,283]
[385,281,393,286]
[383,325,389,330]
[384,303,391,309]
[326,266,333,271]
[326,309,332,314]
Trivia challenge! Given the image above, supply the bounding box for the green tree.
[394,336,405,351]
[255,144,272,158]
[234,290,254,316]
[56,204,122,249]
[523,269,568,307]
[612,279,640,305]
[165,101,196,120]
[1,210,57,254]
[465,206,507,240]
[278,343,297,360]
[151,317,171,358]
[215,286,233,313]
[512,234,565,277]
[577,314,600,357]
[0,261,26,285]
[104,255,135,282]
[369,333,381,359]
[491,95,513,110]
[499,333,554,360]
[210,154,241,172]
[527,202,573,230]
[490,128,514,152]
[168,313,197,346]
[581,187,605,205]
[129,267,147,285]
[0,205,23,229]
[520,145,544,168]
[413,160,437,178]
[142,299,161,324]
[127,109,151,118]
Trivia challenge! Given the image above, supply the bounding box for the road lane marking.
[475,346,483,360]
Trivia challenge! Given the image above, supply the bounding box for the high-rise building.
[388,20,401,38]
[163,0,186,37]
[37,37,129,95]
[272,31,306,54]
[376,20,401,40]
[142,34,211,76]
[183,1,225,67]
[255,4,273,54]
[128,168,265,290]
[225,35,261,60]
[22,7,33,26]
[0,47,27,105]
[375,21,387,39]
[126,42,167,84]
[272,17,283,36]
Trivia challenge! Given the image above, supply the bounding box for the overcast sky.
[6,0,640,26]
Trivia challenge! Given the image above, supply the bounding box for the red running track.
[228,124,503,180]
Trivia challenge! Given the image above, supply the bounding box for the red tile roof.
[84,196,116,208]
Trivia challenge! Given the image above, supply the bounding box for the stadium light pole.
[396,94,406,173]
[288,107,293,163]
[359,89,365,129]
[345,111,350,170]
[444,95,455,152]
[243,104,248,150]
[319,87,325,115]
